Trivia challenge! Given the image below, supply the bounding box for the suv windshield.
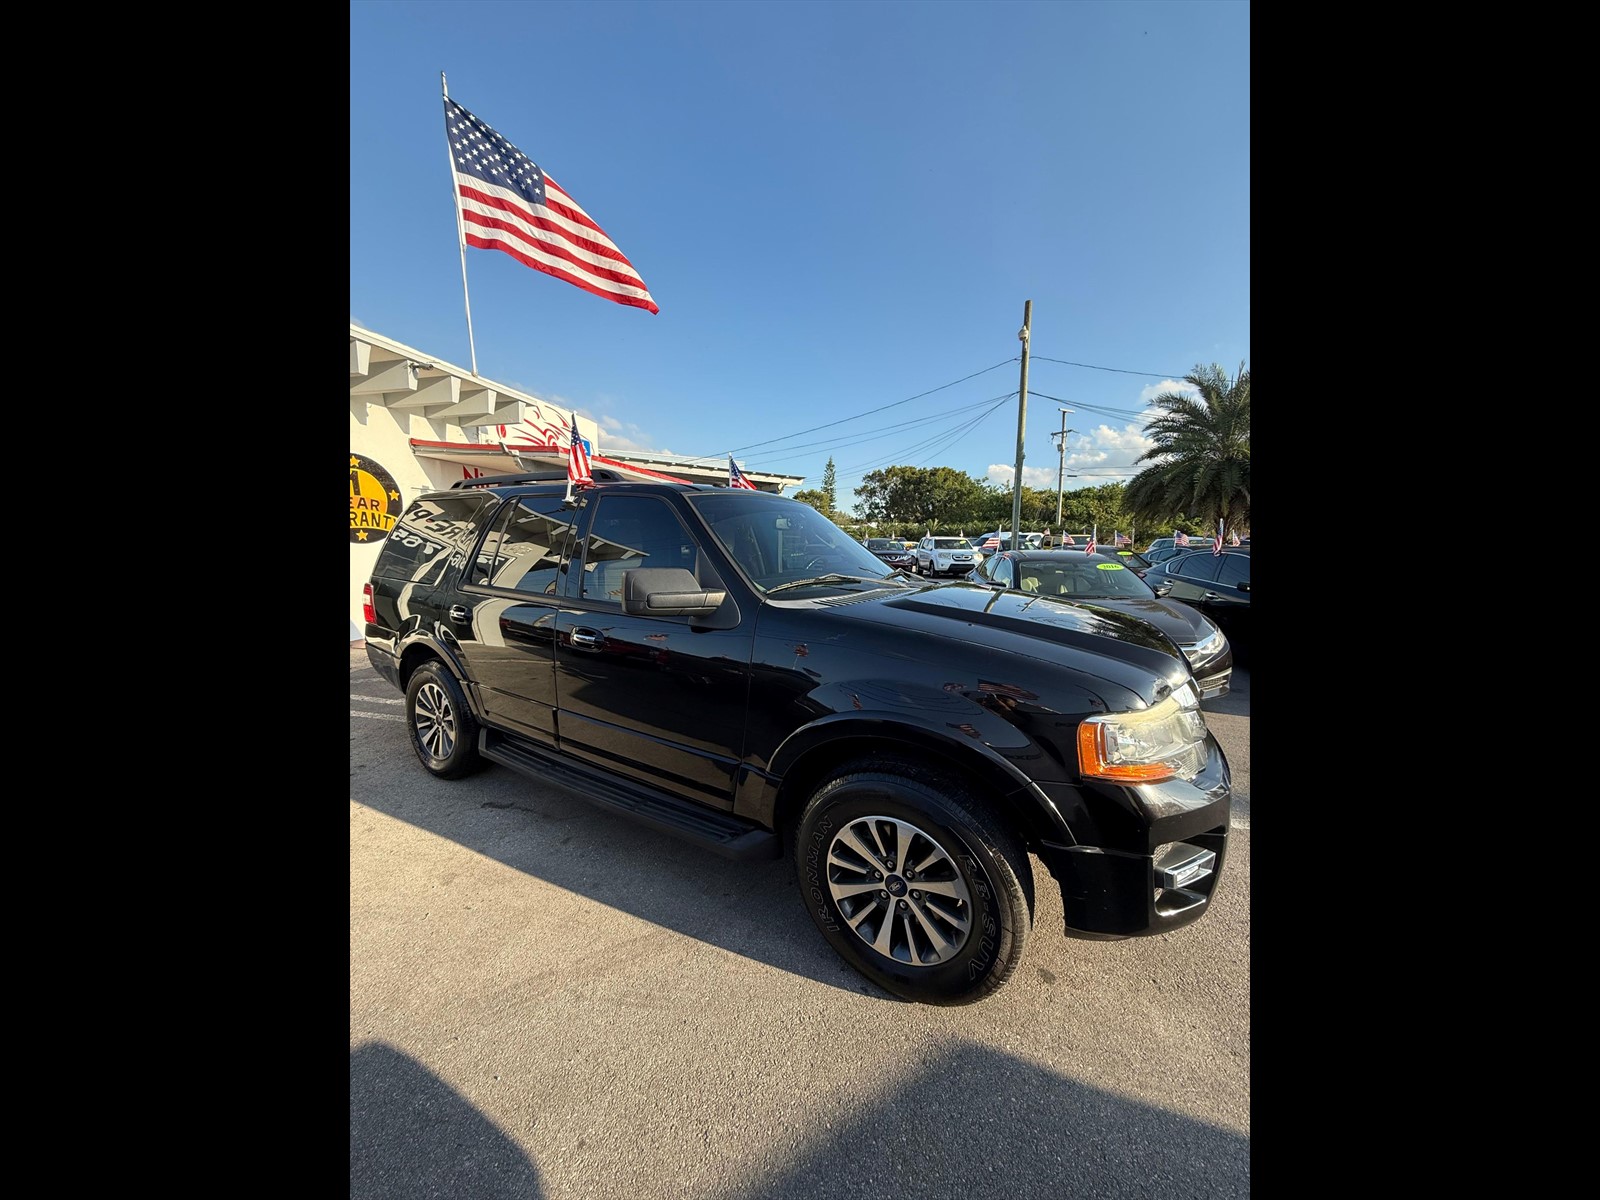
[690,493,899,594]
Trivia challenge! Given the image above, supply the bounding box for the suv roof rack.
[449,467,626,489]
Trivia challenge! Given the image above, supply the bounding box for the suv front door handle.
[448,605,469,622]
[571,628,603,649]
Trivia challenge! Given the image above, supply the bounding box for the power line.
[726,354,1195,465]
[707,351,1211,482]
[1029,355,1189,380]
[728,358,1019,456]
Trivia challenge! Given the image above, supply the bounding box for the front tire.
[405,659,485,779]
[794,759,1033,1005]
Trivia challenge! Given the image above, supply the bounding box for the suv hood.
[812,580,1185,683]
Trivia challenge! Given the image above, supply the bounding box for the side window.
[477,496,576,594]
[1176,553,1224,583]
[370,494,497,585]
[993,559,1013,588]
[1217,555,1250,587]
[580,495,696,606]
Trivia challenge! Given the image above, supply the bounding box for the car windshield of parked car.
[865,539,904,553]
[930,537,969,550]
[1105,549,1153,570]
[690,493,901,594]
[1019,559,1153,599]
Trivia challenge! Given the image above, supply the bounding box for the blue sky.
[350,0,1249,509]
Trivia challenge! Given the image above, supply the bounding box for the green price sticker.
[1095,562,1124,570]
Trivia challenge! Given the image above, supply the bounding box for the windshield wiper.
[765,574,884,596]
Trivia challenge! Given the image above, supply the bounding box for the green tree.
[855,466,989,530]
[1123,362,1250,536]
[791,488,830,516]
[820,457,838,519]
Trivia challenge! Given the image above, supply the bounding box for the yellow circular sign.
[1095,562,1124,570]
[350,453,403,543]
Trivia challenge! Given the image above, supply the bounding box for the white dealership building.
[350,322,802,642]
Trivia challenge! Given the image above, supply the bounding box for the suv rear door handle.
[448,605,469,622]
[571,628,603,649]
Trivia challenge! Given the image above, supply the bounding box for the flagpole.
[441,72,480,377]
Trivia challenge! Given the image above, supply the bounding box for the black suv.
[362,471,1231,1005]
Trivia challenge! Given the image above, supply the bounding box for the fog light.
[1154,842,1215,890]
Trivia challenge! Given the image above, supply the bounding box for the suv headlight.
[1077,680,1209,783]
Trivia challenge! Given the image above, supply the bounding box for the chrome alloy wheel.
[412,678,458,762]
[825,815,973,966]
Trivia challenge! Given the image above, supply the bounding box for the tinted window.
[580,495,697,605]
[1217,554,1250,587]
[370,494,498,584]
[477,495,575,594]
[993,558,1013,587]
[1172,552,1224,582]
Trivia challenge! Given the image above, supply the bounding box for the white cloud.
[595,413,660,454]
[1138,379,1197,407]
[986,463,1062,489]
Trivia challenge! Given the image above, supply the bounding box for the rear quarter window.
[371,494,498,584]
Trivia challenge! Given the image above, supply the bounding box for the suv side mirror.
[622,567,727,617]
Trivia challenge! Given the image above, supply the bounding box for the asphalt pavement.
[350,645,1250,1199]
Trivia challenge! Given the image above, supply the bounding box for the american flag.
[1060,533,1075,546]
[1085,526,1096,555]
[567,412,594,488]
[1213,520,1224,556]
[728,455,758,490]
[1175,531,1189,547]
[1229,530,1241,546]
[1115,531,1132,546]
[444,98,658,314]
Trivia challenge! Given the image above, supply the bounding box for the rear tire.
[793,759,1033,1005]
[405,660,485,779]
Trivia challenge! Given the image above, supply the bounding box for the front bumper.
[1194,664,1232,700]
[1033,751,1231,937]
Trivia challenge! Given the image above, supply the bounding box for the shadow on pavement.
[350,1037,1247,1199]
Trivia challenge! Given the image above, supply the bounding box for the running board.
[480,728,778,861]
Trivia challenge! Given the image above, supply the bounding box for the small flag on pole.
[1085,526,1096,555]
[1213,520,1224,556]
[1175,531,1189,548]
[566,412,594,497]
[728,455,758,490]
[444,97,658,313]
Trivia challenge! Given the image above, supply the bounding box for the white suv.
[916,535,979,577]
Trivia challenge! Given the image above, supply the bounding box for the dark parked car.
[1146,537,1246,565]
[362,471,1231,1006]
[969,549,1232,699]
[1142,548,1250,660]
[862,537,916,571]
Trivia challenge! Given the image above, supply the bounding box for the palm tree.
[1124,362,1249,537]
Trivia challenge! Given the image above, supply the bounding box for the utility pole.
[1050,409,1075,528]
[1011,301,1031,543]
